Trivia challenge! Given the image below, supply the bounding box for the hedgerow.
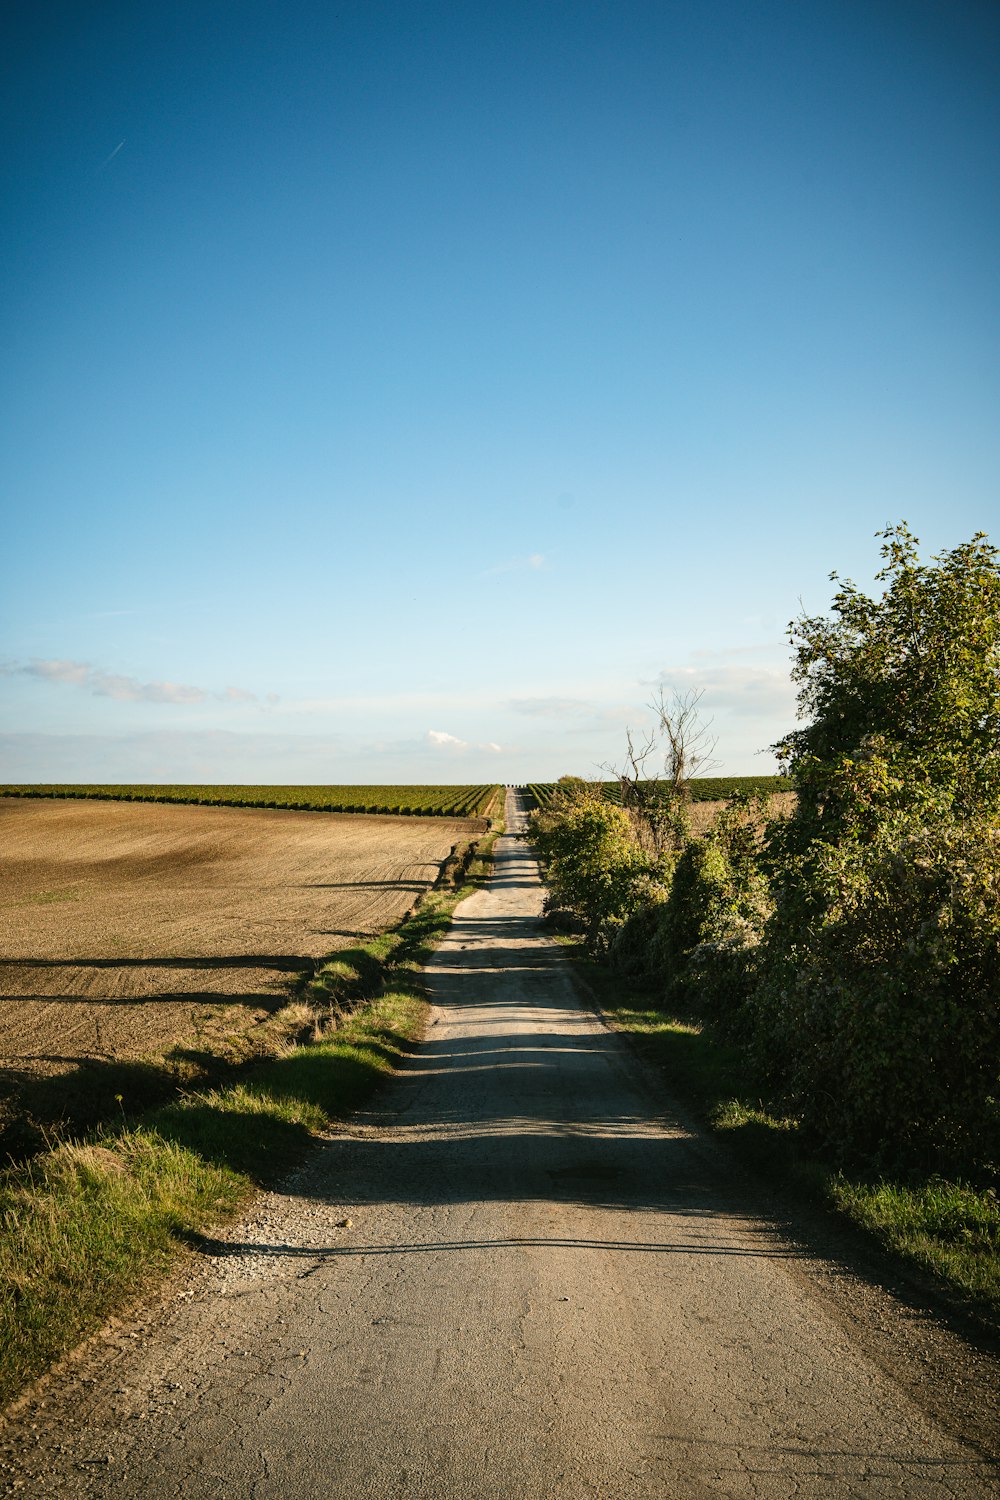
[525,775,788,809]
[530,794,669,948]
[608,791,774,1019]
[532,524,1000,1183]
[751,525,1000,1175]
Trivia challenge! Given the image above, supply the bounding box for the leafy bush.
[530,798,664,948]
[527,775,790,809]
[754,526,1000,1175]
[607,792,773,1015]
[775,523,1000,835]
[755,801,1000,1175]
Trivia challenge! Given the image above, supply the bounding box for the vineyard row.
[524,775,790,809]
[0,784,504,819]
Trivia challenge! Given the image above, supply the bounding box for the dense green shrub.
[530,798,665,948]
[754,526,1000,1174]
[527,775,790,810]
[755,811,1000,1173]
[668,794,774,1014]
[776,523,1000,839]
[607,792,773,1015]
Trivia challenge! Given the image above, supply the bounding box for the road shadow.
[181,1229,806,1262]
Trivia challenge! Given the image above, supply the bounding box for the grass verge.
[0,837,497,1412]
[561,942,1000,1325]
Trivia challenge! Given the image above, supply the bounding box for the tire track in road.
[1,790,997,1497]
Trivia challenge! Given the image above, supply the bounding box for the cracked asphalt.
[1,791,998,1497]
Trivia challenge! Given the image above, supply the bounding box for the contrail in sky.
[99,139,126,169]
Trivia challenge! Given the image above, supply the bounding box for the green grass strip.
[0,995,418,1408]
[0,843,498,1412]
[827,1175,1000,1309]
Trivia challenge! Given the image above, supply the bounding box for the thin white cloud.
[427,729,503,754]
[98,139,126,170]
[23,659,92,688]
[483,552,547,576]
[11,658,262,707]
[275,689,491,716]
[689,640,788,661]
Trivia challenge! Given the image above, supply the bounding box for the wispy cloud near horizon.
[5,658,265,707]
[652,664,796,720]
[427,729,502,753]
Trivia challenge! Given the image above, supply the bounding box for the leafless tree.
[601,687,718,856]
[652,687,719,790]
[609,725,656,811]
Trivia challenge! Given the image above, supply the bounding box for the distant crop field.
[0,783,504,819]
[0,797,479,1145]
[524,776,790,809]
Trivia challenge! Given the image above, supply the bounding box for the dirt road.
[2,793,998,1497]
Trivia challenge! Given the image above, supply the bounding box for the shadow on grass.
[157,1098,319,1182]
[0,994,428,1410]
[141,1006,423,1188]
[0,1056,181,1163]
[137,877,495,1191]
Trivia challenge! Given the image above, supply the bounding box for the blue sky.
[3,0,998,783]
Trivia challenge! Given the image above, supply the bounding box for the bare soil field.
[0,798,479,1088]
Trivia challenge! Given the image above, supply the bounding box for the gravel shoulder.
[1,793,997,1498]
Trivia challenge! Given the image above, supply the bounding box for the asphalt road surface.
[2,791,998,1497]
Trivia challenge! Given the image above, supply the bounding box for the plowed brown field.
[0,798,478,1084]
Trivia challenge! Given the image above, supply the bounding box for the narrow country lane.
[2,791,998,1497]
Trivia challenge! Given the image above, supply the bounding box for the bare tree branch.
[601,687,718,856]
[650,687,719,790]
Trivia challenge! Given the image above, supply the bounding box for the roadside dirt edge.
[562,954,1000,1464]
